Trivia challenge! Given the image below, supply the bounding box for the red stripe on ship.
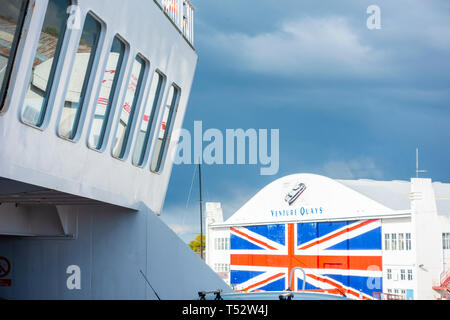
[98,98,109,106]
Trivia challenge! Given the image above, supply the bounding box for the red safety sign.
[0,257,12,287]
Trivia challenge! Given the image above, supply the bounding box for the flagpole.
[199,161,203,260]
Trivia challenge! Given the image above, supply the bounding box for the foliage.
[189,234,205,254]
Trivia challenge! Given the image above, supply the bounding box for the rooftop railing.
[159,0,195,46]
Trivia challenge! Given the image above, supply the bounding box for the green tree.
[189,234,205,255]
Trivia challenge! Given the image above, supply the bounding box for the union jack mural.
[230,220,383,300]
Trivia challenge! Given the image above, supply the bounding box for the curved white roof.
[224,173,410,226]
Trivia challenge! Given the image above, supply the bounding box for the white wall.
[381,217,416,299]
[411,178,444,300]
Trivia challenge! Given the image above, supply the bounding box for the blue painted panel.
[230,270,265,285]
[297,277,320,291]
[318,221,348,237]
[347,227,382,250]
[230,233,263,250]
[297,222,317,246]
[247,224,285,246]
[258,277,285,291]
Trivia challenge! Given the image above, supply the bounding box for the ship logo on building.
[284,183,307,206]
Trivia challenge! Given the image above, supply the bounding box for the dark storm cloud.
[162,0,450,241]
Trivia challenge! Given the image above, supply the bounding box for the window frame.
[56,10,105,142]
[19,0,73,129]
[0,0,30,112]
[387,268,392,280]
[391,233,397,251]
[87,34,129,152]
[111,53,149,160]
[132,69,166,167]
[407,269,413,281]
[398,233,404,251]
[406,233,412,250]
[443,233,450,250]
[150,82,181,174]
[384,233,390,250]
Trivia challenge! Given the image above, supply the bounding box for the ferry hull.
[0,205,231,300]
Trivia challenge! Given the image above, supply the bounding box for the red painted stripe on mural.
[297,219,378,250]
[230,254,381,271]
[307,274,373,300]
[230,227,277,250]
[243,272,285,292]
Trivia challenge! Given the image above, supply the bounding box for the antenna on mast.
[416,148,427,178]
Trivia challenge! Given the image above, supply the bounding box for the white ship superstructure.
[0,0,231,299]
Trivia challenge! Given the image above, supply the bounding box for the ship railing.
[373,292,405,300]
[440,269,450,286]
[159,0,195,46]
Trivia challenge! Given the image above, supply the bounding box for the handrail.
[287,267,306,292]
[158,0,195,46]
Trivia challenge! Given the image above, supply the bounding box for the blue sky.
[161,0,450,243]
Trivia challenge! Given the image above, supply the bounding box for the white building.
[206,173,450,300]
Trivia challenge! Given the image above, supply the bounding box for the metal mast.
[199,162,204,259]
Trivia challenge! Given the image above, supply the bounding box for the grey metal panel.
[0,205,232,299]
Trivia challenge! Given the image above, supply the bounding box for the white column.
[411,178,442,299]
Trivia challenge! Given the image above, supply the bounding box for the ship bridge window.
[112,55,147,159]
[88,36,127,150]
[0,0,28,111]
[132,71,164,167]
[58,12,102,140]
[150,84,180,173]
[21,0,70,126]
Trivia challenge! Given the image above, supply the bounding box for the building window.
[112,55,146,159]
[88,35,126,150]
[384,233,390,250]
[132,71,164,167]
[391,233,397,250]
[398,233,405,251]
[214,237,229,251]
[214,263,229,273]
[21,0,70,125]
[406,233,412,251]
[150,84,180,173]
[1,0,28,110]
[400,269,406,281]
[443,233,450,250]
[408,269,413,281]
[387,269,392,280]
[58,12,102,140]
